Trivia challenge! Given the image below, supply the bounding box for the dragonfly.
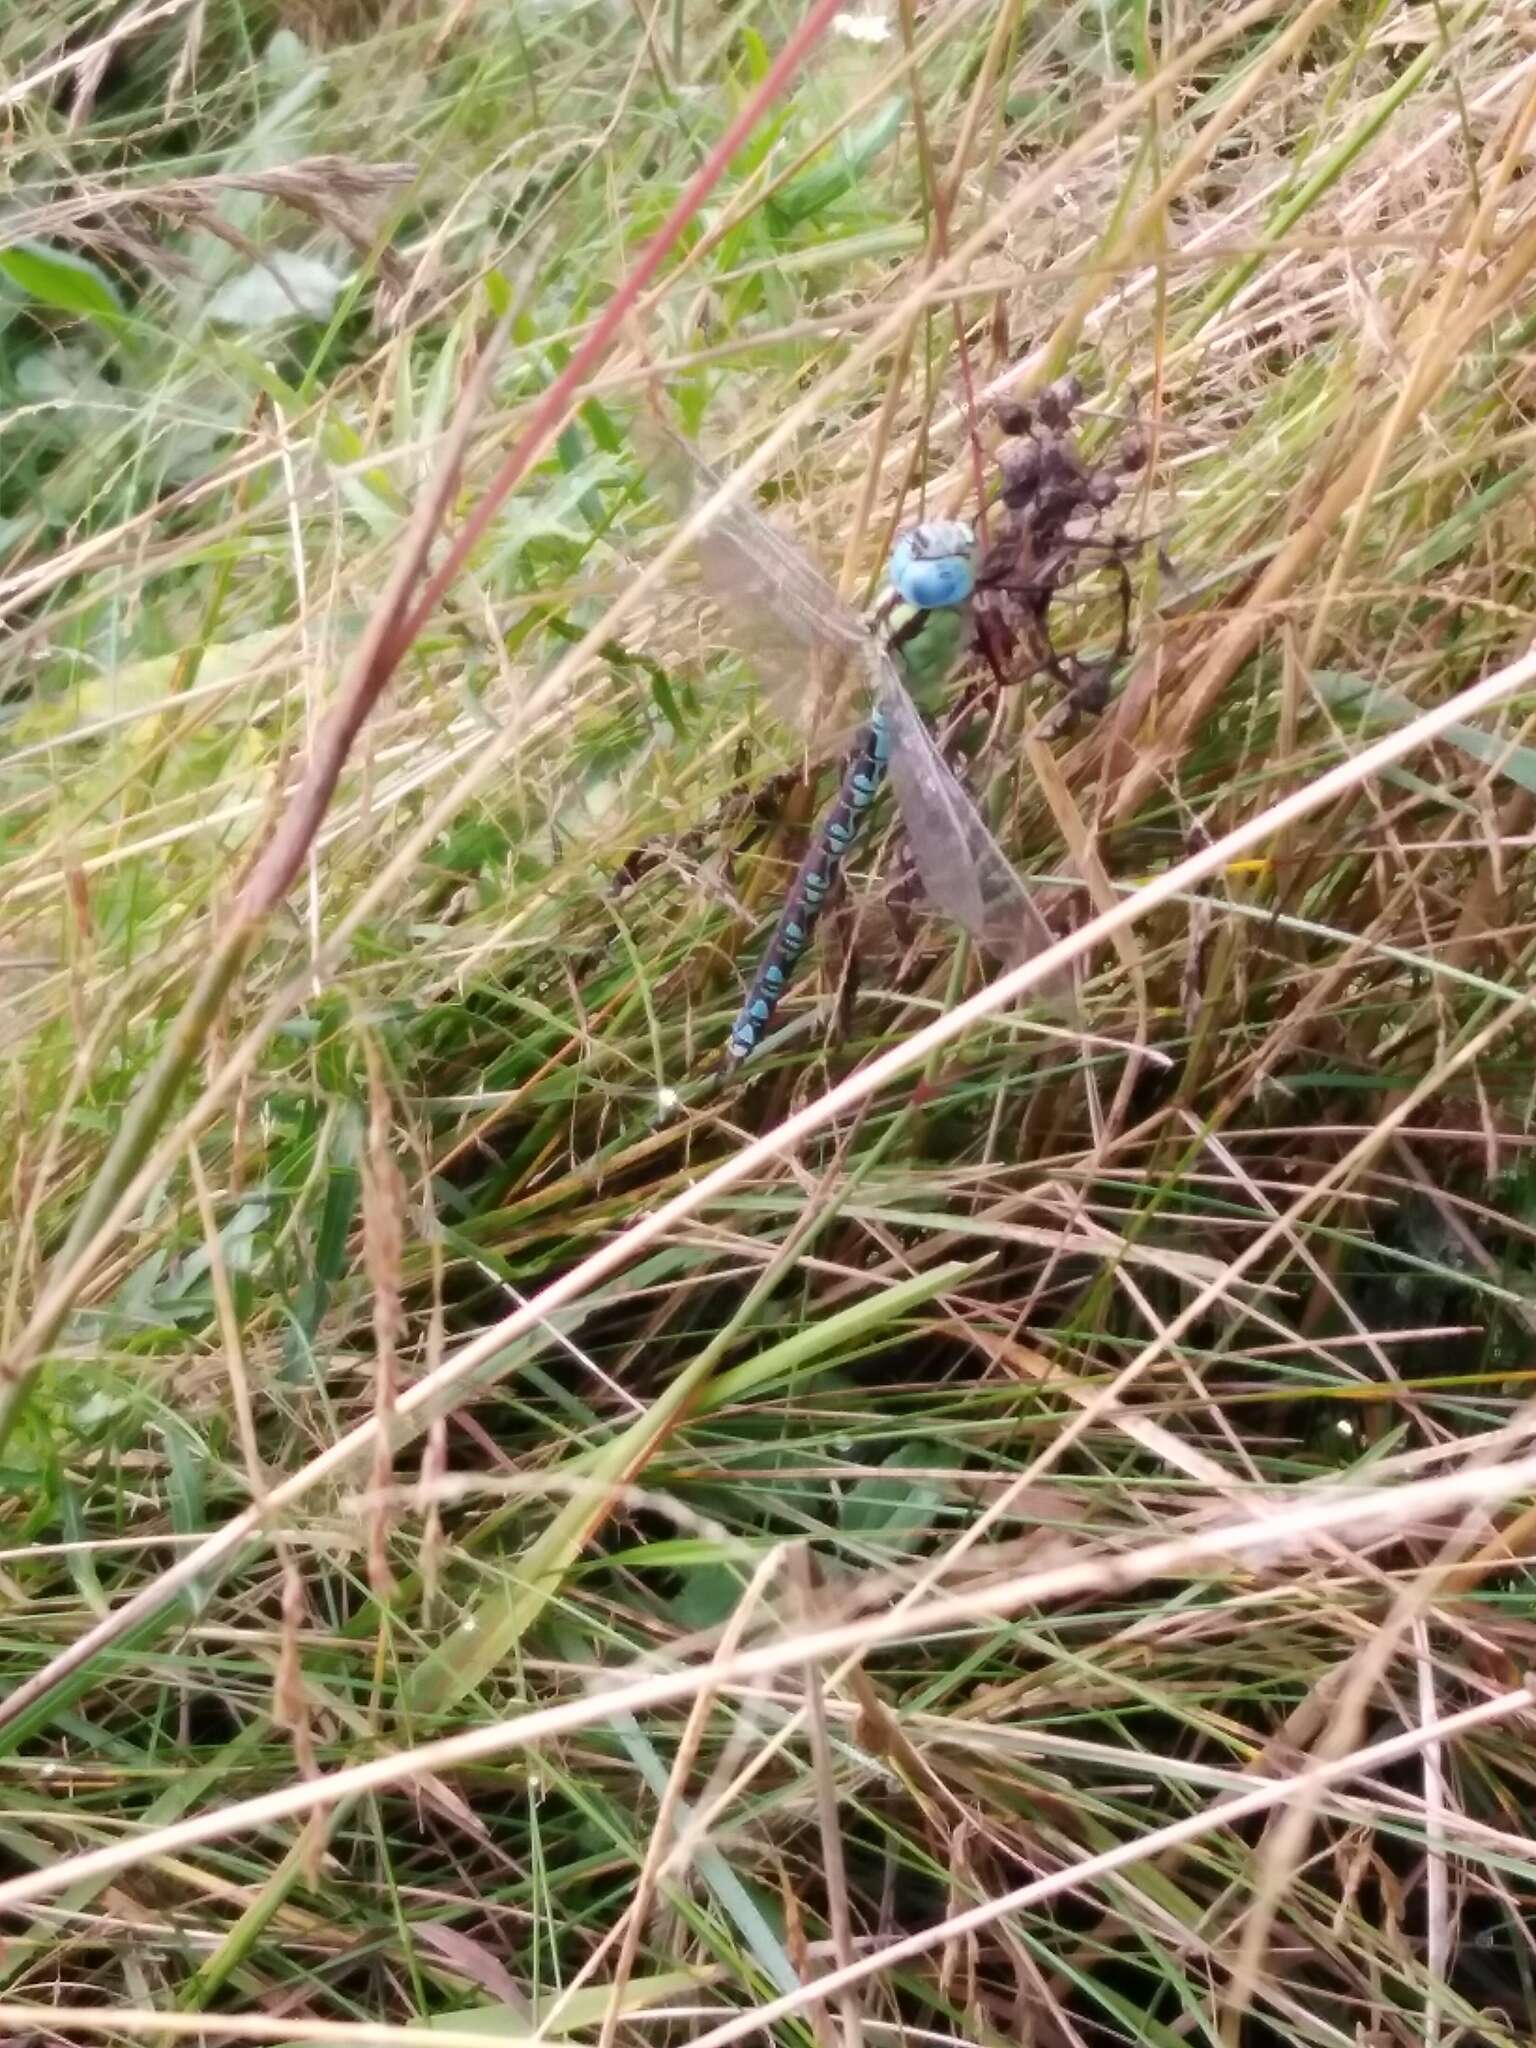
[645,425,1061,1069]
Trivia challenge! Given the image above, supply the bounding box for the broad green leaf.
[771,99,905,228]
[0,243,123,325]
[840,1438,949,1541]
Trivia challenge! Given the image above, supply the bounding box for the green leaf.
[703,1260,982,1410]
[840,1438,949,1540]
[1314,669,1536,798]
[406,1262,982,1717]
[770,99,905,229]
[0,242,124,325]
[738,26,771,82]
[163,1422,206,1536]
[605,1705,798,1994]
[484,268,515,319]
[413,1969,721,2039]
[649,664,685,737]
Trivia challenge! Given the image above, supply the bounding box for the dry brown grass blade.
[794,1551,862,2048]
[236,311,512,918]
[1111,203,1536,824]
[16,3,1536,2039]
[583,1548,788,2048]
[0,0,197,116]
[0,312,514,1451]
[6,616,1535,1737]
[6,1464,1536,1921]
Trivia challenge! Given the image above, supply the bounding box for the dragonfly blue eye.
[887,520,976,609]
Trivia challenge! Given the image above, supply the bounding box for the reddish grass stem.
[239,0,849,918]
[7,1,850,1453]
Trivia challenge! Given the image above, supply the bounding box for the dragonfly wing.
[877,654,1063,976]
[639,417,867,739]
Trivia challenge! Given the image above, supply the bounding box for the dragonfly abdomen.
[724,709,893,1067]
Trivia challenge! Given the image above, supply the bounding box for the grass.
[4,0,1536,2043]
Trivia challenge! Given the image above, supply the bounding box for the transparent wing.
[638,416,867,740]
[877,652,1067,988]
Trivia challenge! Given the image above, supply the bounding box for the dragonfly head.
[887,520,977,610]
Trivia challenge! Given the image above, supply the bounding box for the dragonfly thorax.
[887,520,977,610]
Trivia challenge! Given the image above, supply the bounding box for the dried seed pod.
[999,443,1043,506]
[975,536,1018,583]
[1036,483,1085,535]
[1036,375,1083,429]
[974,368,1142,712]
[1042,438,1089,484]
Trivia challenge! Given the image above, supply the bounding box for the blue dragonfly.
[647,428,1061,1068]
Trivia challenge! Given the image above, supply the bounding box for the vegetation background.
[3,1,1536,2044]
